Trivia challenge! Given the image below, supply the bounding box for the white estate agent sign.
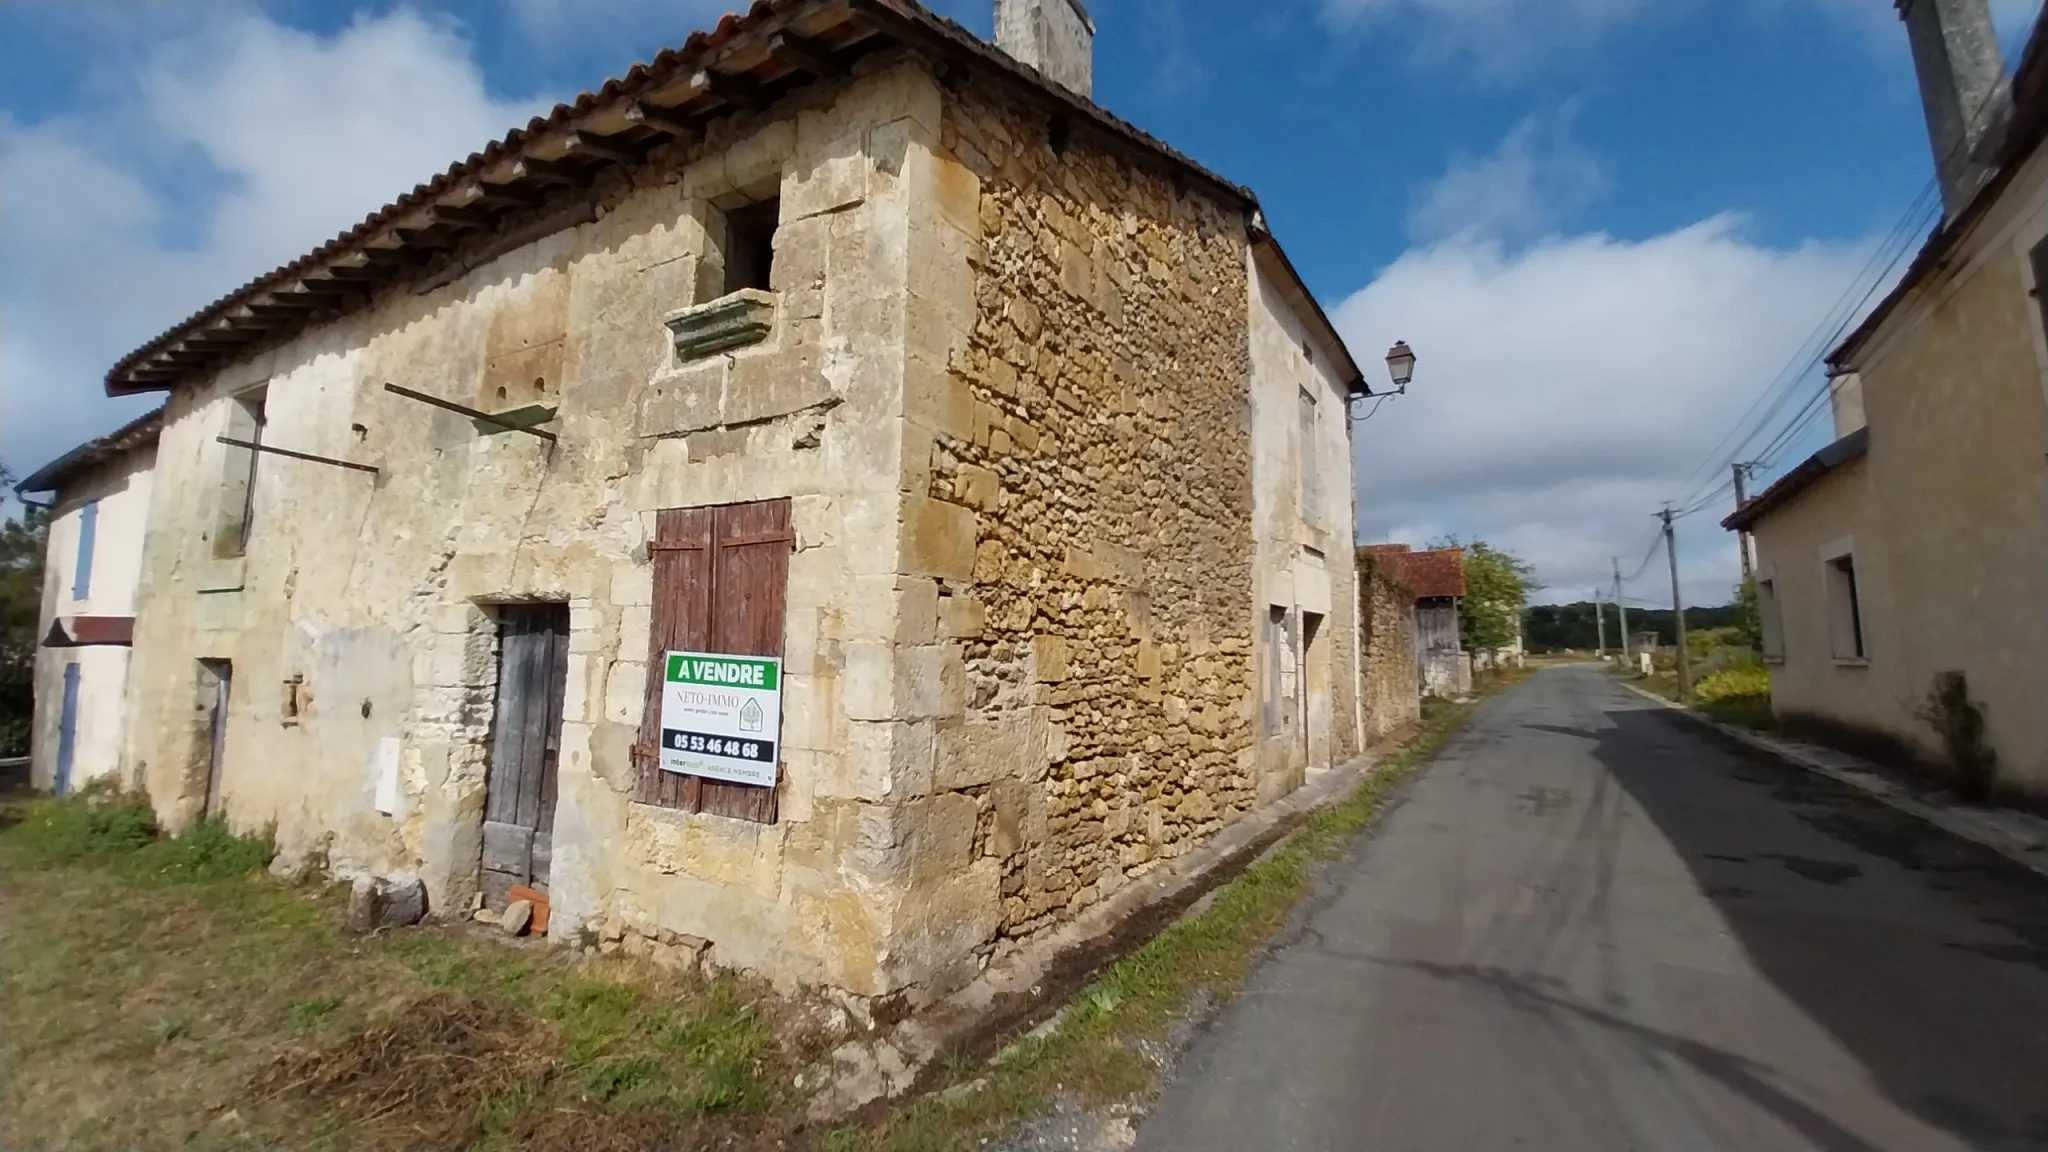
[658,651,783,788]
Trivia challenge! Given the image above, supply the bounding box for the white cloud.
[1337,216,1875,606]
[1407,107,1609,244]
[1,10,547,485]
[506,0,734,77]
[1320,0,1650,71]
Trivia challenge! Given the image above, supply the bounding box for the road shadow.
[1588,697,2048,1149]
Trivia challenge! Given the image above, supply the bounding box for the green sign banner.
[665,653,780,691]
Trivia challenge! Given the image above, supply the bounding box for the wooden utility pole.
[1594,588,1607,658]
[1732,462,1756,585]
[1660,506,1692,699]
[1613,557,1631,663]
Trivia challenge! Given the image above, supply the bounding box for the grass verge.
[0,792,825,1152]
[825,690,1493,1152]
[1620,667,1774,732]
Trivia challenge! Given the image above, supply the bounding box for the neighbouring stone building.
[1361,544,1469,697]
[97,0,1382,1001]
[1354,550,1420,742]
[1728,0,2048,795]
[14,409,162,796]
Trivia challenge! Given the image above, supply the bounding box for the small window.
[1758,578,1785,660]
[723,198,780,295]
[215,387,268,559]
[1825,554,1865,661]
[71,498,98,601]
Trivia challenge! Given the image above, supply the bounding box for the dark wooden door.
[481,604,568,909]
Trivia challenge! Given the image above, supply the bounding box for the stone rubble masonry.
[905,75,1259,951]
[122,55,949,1000]
[114,48,1307,1006]
[1357,557,1421,742]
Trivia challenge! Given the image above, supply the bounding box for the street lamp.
[1349,340,1418,418]
[1384,341,1416,391]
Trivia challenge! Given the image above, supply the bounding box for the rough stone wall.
[121,56,963,997]
[1356,558,1419,742]
[907,78,1257,945]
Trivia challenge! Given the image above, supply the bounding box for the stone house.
[13,409,162,796]
[1353,550,1420,742]
[1361,544,1469,696]
[100,0,1380,1001]
[1727,0,2048,794]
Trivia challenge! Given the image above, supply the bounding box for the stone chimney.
[1828,369,1867,439]
[1898,0,2010,218]
[995,0,1095,98]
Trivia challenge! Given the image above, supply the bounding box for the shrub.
[1919,670,1997,801]
[6,790,158,864]
[135,817,275,881]
[1695,664,1770,705]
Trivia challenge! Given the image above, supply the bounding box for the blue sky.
[3,0,2037,605]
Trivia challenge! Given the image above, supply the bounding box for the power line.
[1663,3,2040,513]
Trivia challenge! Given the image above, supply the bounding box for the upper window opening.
[216,386,268,560]
[724,198,780,296]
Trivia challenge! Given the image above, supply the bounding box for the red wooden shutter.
[633,499,790,823]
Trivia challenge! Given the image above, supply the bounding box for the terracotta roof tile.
[1362,545,1465,600]
[103,0,1277,395]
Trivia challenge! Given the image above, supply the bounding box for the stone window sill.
[1764,654,1786,666]
[666,289,777,363]
[1832,657,1870,668]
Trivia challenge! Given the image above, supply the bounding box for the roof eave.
[103,0,1264,397]
[15,407,165,496]
[1722,427,1869,532]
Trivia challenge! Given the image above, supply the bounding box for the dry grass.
[0,794,826,1152]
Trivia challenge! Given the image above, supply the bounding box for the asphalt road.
[1136,666,2048,1152]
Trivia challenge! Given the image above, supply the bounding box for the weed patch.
[6,792,156,864]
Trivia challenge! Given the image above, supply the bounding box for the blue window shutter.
[56,663,81,797]
[72,499,98,600]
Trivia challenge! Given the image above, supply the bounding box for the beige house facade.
[100,0,1380,1000]
[1730,0,2048,797]
[15,410,161,797]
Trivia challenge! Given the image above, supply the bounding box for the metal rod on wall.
[383,382,559,443]
[216,437,378,475]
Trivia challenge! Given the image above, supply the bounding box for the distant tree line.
[0,464,45,756]
[1523,600,1744,653]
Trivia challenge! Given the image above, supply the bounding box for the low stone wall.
[1357,559,1420,741]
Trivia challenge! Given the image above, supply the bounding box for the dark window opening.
[723,198,780,295]
[2029,236,2048,339]
[1827,554,1865,660]
[216,387,268,560]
